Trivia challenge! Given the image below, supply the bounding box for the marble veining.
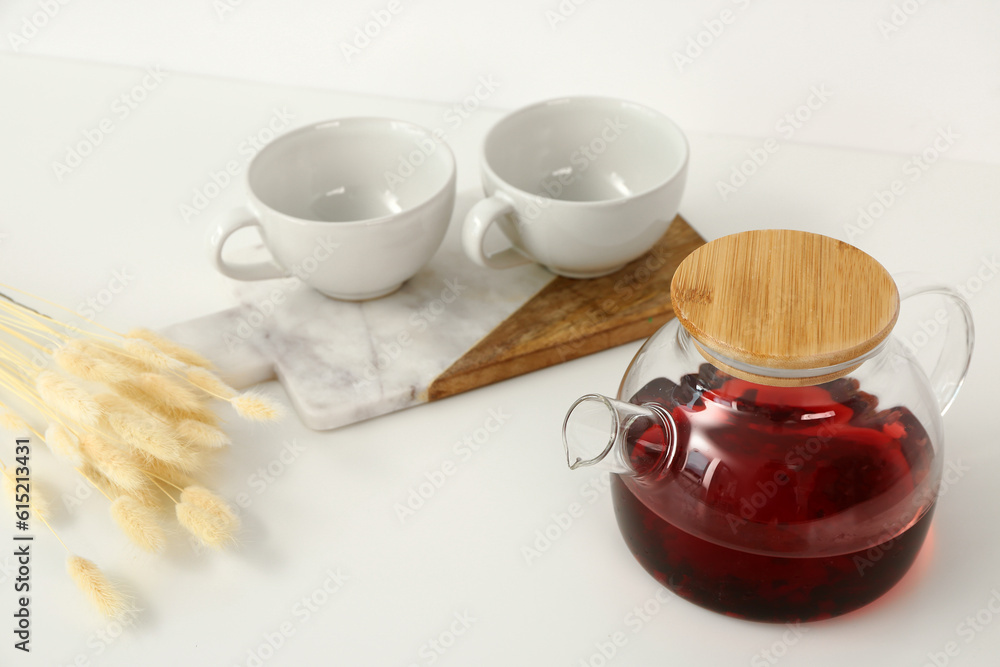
[164,224,553,430]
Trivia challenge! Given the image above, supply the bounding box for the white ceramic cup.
[462,97,689,278]
[208,118,456,301]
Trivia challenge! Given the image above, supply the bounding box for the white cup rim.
[246,116,457,227]
[480,95,689,207]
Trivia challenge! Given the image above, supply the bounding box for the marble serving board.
[165,214,704,430]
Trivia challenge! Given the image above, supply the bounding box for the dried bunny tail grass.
[83,462,161,509]
[128,373,207,415]
[126,328,214,369]
[176,419,230,449]
[66,555,130,619]
[78,434,149,496]
[35,370,103,426]
[0,410,29,433]
[143,457,195,492]
[2,471,51,519]
[95,394,193,468]
[231,391,284,422]
[121,338,184,371]
[117,383,220,427]
[185,367,236,400]
[89,339,156,374]
[78,463,116,497]
[77,462,140,505]
[176,485,239,548]
[110,496,165,553]
[176,504,227,549]
[45,423,84,466]
[53,339,131,385]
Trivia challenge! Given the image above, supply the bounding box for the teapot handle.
[895,273,975,416]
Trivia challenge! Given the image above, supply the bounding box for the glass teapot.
[562,229,974,622]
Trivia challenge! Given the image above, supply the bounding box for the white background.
[1,2,999,667]
[3,0,1000,165]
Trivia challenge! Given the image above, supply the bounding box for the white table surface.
[1,14,999,666]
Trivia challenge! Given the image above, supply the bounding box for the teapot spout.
[562,394,676,478]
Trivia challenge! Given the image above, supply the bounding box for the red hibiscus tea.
[613,365,937,622]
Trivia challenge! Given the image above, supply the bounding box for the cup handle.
[462,194,533,269]
[207,207,290,281]
[896,274,975,416]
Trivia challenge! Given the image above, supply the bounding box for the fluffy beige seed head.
[78,434,149,496]
[126,328,214,369]
[176,486,239,548]
[185,367,237,400]
[110,496,165,553]
[121,338,184,371]
[96,394,192,468]
[66,555,129,619]
[90,340,156,374]
[143,458,194,492]
[78,462,162,507]
[231,392,284,422]
[54,340,131,385]
[79,463,114,496]
[176,419,230,449]
[134,373,206,414]
[35,371,103,426]
[44,423,83,466]
[120,385,221,427]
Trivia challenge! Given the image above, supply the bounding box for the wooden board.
[166,216,705,429]
[428,215,706,399]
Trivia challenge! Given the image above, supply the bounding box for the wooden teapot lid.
[670,229,899,386]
